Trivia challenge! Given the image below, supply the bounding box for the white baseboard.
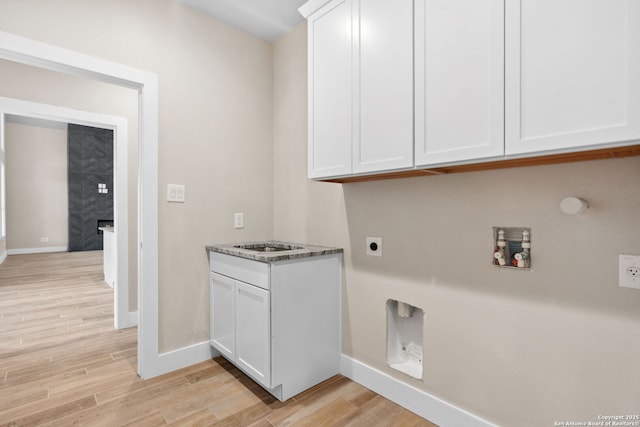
[147,341,220,378]
[0,250,7,265]
[140,344,494,427]
[115,310,138,330]
[340,355,496,427]
[8,246,68,255]
[126,311,138,327]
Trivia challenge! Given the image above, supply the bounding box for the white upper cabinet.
[353,0,414,174]
[505,0,640,155]
[415,0,505,166]
[302,0,640,180]
[304,0,413,178]
[306,0,353,178]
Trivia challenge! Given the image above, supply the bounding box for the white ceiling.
[181,0,308,42]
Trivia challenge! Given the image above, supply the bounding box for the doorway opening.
[0,30,159,378]
[0,99,133,329]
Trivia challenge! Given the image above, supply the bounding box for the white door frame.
[0,31,159,378]
[0,97,133,329]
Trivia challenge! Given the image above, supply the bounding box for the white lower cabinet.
[235,281,271,387]
[209,251,341,401]
[210,272,271,388]
[210,273,236,360]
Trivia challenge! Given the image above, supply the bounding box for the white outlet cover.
[366,237,382,257]
[619,254,640,290]
[234,213,244,229]
[167,184,185,203]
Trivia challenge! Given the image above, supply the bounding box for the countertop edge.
[206,241,343,263]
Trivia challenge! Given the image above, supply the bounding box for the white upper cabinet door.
[415,0,505,166]
[353,0,414,173]
[505,0,640,155]
[307,0,353,178]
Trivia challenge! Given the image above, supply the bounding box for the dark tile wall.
[68,124,114,252]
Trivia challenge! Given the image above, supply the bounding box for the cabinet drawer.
[210,252,270,290]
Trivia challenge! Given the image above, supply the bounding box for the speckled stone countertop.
[207,241,343,263]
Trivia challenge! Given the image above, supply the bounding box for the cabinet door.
[210,273,235,360]
[307,0,353,178]
[415,0,504,166]
[353,0,414,173]
[505,0,640,155]
[235,281,271,387]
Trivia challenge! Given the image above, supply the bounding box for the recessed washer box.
[387,299,423,380]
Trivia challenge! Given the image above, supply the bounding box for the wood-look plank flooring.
[0,251,437,426]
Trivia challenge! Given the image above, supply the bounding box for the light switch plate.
[619,254,640,290]
[167,184,185,203]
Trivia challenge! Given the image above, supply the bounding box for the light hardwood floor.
[0,251,436,426]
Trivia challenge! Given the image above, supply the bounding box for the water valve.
[494,229,507,266]
[514,251,529,268]
[493,227,531,269]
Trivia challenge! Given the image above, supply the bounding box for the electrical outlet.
[366,237,382,257]
[619,254,640,290]
[234,213,244,229]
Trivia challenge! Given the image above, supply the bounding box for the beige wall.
[3,2,638,425]
[273,22,640,426]
[0,0,274,351]
[5,120,68,251]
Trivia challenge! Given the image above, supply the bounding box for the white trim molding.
[298,0,333,18]
[7,246,68,255]
[340,355,497,427]
[125,310,139,328]
[149,341,218,378]
[0,31,158,379]
[0,250,6,265]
